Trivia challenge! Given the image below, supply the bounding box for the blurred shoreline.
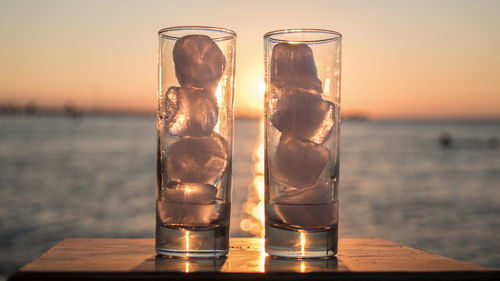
[0,104,154,118]
[2,104,500,122]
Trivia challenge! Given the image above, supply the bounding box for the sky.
[0,0,499,118]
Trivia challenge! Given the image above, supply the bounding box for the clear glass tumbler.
[264,29,342,258]
[156,26,236,258]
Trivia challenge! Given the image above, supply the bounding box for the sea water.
[0,116,499,279]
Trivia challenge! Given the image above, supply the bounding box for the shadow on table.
[133,255,226,272]
[134,254,347,273]
[265,256,349,272]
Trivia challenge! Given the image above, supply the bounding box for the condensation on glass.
[156,26,236,258]
[264,29,342,258]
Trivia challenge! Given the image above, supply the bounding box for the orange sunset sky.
[0,0,499,119]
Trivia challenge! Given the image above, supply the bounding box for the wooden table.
[8,238,498,281]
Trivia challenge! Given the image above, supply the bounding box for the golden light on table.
[299,261,307,273]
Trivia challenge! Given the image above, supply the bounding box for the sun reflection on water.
[299,230,306,257]
[184,230,190,257]
[258,237,267,273]
[240,119,265,237]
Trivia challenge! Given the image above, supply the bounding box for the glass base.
[156,224,229,258]
[265,223,338,258]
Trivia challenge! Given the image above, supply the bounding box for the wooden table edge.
[9,270,500,281]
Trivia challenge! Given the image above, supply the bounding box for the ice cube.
[271,135,329,188]
[271,88,335,144]
[173,34,226,90]
[166,133,228,185]
[161,182,218,204]
[275,181,332,204]
[271,43,322,93]
[157,200,219,226]
[163,87,218,137]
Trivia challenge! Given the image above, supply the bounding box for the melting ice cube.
[166,133,228,185]
[271,88,335,144]
[163,87,219,137]
[275,181,332,204]
[161,182,218,204]
[273,201,338,228]
[173,34,226,90]
[272,181,337,227]
[271,135,329,188]
[270,43,322,93]
[157,200,220,226]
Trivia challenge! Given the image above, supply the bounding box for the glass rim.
[264,28,342,44]
[158,26,236,41]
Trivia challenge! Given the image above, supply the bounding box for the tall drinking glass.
[264,29,342,258]
[156,26,236,258]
